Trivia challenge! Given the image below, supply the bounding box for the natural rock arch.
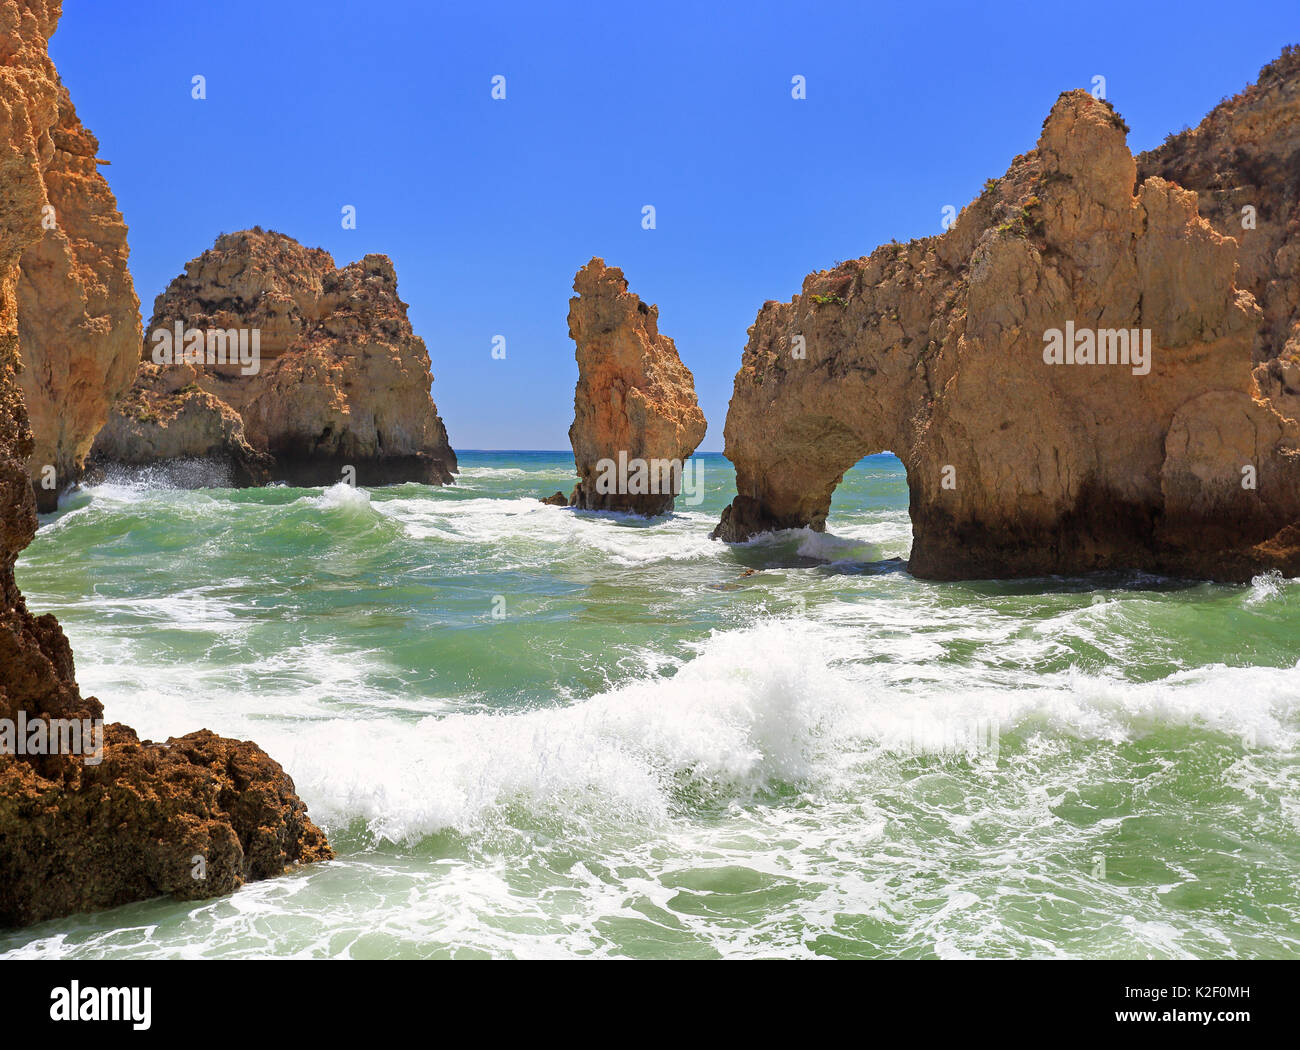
[714,84,1300,582]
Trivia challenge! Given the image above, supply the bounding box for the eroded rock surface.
[715,59,1300,582]
[0,1,330,929]
[567,258,706,515]
[16,82,141,511]
[1138,46,1300,417]
[94,228,456,488]
[88,362,272,487]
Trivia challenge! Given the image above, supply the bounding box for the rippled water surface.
[3,451,1298,958]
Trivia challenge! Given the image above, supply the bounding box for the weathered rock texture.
[567,258,706,515]
[714,52,1300,582]
[16,83,140,511]
[0,1,329,929]
[93,228,456,488]
[89,363,272,487]
[1138,45,1300,416]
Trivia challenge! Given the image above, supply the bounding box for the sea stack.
[15,83,141,511]
[712,58,1300,584]
[566,258,706,515]
[0,3,330,928]
[92,229,457,488]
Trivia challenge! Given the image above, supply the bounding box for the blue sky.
[53,0,1295,450]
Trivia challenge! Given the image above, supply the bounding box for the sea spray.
[7,451,1300,960]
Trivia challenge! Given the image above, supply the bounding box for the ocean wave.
[457,466,574,480]
[14,456,1300,960]
[795,522,910,562]
[378,495,721,566]
[1246,568,1293,605]
[275,620,859,844]
[229,618,1300,850]
[307,481,375,512]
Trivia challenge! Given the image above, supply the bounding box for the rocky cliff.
[16,83,140,511]
[713,52,1300,583]
[1138,46,1300,416]
[90,361,273,487]
[93,228,456,488]
[567,258,706,515]
[0,1,330,928]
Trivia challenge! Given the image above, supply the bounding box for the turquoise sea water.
[2,451,1298,958]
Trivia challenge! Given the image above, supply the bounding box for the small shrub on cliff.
[810,293,848,306]
[1259,44,1300,85]
[996,202,1044,240]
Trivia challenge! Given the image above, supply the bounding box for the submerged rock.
[566,258,706,515]
[93,229,457,489]
[714,57,1300,583]
[0,1,330,929]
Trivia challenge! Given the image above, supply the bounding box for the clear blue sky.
[53,0,1295,450]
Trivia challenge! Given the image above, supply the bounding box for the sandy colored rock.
[0,1,329,929]
[87,361,272,487]
[566,258,706,515]
[94,228,456,488]
[15,83,141,511]
[714,70,1300,582]
[1138,46,1300,418]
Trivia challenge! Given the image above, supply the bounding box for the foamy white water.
[5,452,1299,959]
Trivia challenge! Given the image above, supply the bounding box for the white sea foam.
[74,480,161,507]
[12,460,1300,961]
[457,466,574,480]
[309,482,374,512]
[59,551,1300,857]
[182,617,1298,851]
[794,525,908,563]
[378,494,719,566]
[271,620,861,843]
[1247,568,1291,605]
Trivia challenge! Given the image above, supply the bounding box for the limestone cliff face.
[89,362,272,487]
[16,83,141,511]
[567,258,706,515]
[0,1,329,928]
[94,229,456,487]
[714,71,1300,582]
[1138,46,1300,416]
